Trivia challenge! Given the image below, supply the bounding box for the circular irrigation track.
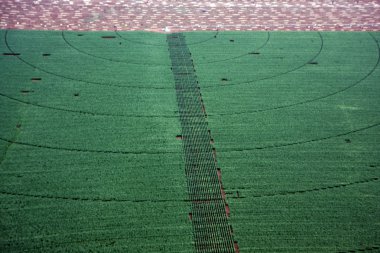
[1,28,379,253]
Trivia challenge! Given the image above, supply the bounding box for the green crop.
[1,29,379,252]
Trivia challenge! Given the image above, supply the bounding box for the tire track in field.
[3,32,375,122]
[211,32,380,116]
[220,122,380,152]
[337,243,380,253]
[2,177,378,203]
[4,30,169,90]
[4,30,319,91]
[0,137,179,155]
[61,31,169,66]
[1,122,379,156]
[230,177,379,199]
[1,31,269,118]
[0,130,20,167]
[195,31,270,65]
[63,30,270,66]
[201,32,324,89]
[0,190,178,203]
[0,92,178,118]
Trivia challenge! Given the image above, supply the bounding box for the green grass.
[1,29,379,252]
[190,31,380,252]
[0,29,192,252]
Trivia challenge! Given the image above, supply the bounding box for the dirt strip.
[1,0,380,32]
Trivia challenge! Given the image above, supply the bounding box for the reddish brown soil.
[1,0,379,32]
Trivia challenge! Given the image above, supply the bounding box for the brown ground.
[1,0,380,32]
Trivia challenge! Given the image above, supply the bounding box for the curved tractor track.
[1,28,379,253]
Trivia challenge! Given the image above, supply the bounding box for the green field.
[0,29,379,252]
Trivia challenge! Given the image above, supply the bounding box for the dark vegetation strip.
[63,31,270,66]
[0,133,18,167]
[0,92,178,118]
[0,120,378,157]
[220,122,380,153]
[2,177,377,203]
[337,244,380,253]
[0,32,269,118]
[1,122,378,156]
[168,33,236,253]
[4,30,321,92]
[4,30,169,90]
[197,32,271,65]
[229,177,379,199]
[62,31,170,66]
[202,32,324,89]
[0,191,178,203]
[211,32,380,116]
[101,35,116,39]
[3,52,20,56]
[0,137,178,155]
[20,234,191,252]
[3,32,377,119]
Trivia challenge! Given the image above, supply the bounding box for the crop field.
[0,29,379,252]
